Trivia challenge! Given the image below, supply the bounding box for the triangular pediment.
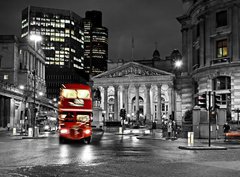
[92,62,173,79]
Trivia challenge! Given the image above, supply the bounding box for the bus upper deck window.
[77,90,90,99]
[62,89,77,98]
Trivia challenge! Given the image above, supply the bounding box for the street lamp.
[29,34,42,137]
[19,84,32,135]
[19,85,25,90]
[174,60,183,69]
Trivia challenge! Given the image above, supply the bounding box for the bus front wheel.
[84,136,92,144]
[59,137,65,144]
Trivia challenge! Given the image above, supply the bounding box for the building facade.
[0,35,56,130]
[21,6,87,99]
[92,62,178,124]
[84,10,108,76]
[177,0,240,121]
[92,48,185,125]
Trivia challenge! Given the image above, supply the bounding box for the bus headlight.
[84,129,91,134]
[60,129,68,134]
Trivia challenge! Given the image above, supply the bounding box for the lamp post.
[174,60,183,76]
[29,34,42,137]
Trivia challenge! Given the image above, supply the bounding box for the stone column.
[181,27,189,73]
[232,5,239,61]
[113,85,119,121]
[168,84,172,115]
[199,18,205,67]
[0,97,4,127]
[157,84,162,123]
[168,84,174,119]
[123,85,129,113]
[145,84,151,120]
[135,84,140,115]
[103,86,108,121]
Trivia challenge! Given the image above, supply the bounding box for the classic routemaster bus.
[58,84,92,143]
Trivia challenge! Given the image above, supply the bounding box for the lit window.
[76,115,90,122]
[62,89,77,98]
[4,75,8,80]
[65,29,70,33]
[77,90,90,99]
[216,39,228,58]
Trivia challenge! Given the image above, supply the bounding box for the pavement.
[2,128,240,150]
[136,134,240,150]
[114,127,240,150]
[1,130,51,139]
[0,127,105,140]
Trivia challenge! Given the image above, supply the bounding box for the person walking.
[167,120,172,139]
[7,123,10,131]
[172,120,177,139]
[223,122,230,141]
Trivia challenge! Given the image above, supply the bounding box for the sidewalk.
[1,128,104,140]
[137,133,240,150]
[0,129,49,139]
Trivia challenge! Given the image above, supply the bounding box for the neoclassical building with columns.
[92,61,183,125]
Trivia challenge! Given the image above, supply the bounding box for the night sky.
[0,0,183,62]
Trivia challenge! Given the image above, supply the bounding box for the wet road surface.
[0,130,240,177]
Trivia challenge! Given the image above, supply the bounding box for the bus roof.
[61,83,91,90]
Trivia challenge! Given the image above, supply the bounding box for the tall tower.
[21,6,87,99]
[84,10,108,77]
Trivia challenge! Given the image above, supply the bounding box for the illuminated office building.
[84,10,108,76]
[21,6,86,99]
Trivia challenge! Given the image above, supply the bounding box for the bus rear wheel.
[84,136,92,144]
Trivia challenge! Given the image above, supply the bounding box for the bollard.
[119,127,122,134]
[28,128,33,137]
[13,128,17,136]
[35,127,39,137]
[188,132,194,146]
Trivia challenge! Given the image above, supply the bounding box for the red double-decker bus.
[58,83,92,143]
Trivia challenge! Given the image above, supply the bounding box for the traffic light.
[198,92,207,109]
[120,109,126,120]
[213,92,221,109]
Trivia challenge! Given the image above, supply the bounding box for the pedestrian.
[172,120,177,139]
[152,121,156,129]
[7,123,10,131]
[167,120,172,139]
[143,116,146,125]
[223,122,230,141]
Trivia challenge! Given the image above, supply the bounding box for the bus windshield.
[59,113,74,122]
[62,89,90,99]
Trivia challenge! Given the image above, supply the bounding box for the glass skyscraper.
[21,6,87,99]
[84,10,108,76]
